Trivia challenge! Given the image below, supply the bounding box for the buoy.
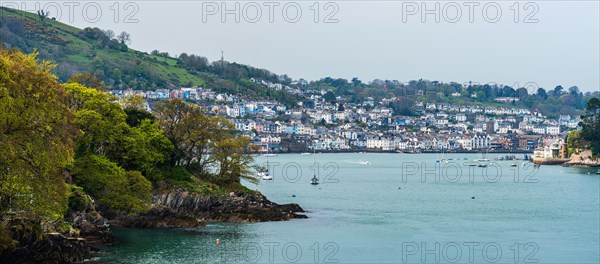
[471,197,475,199]
[398,187,401,189]
[216,239,220,245]
[291,195,296,197]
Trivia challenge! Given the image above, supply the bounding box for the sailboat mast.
[313,144,316,176]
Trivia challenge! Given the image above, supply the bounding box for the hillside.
[1,7,596,117]
[0,7,301,105]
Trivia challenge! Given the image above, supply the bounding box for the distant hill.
[0,7,301,105]
[1,7,596,117]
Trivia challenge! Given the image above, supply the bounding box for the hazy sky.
[8,1,600,92]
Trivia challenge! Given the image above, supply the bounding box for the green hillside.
[0,7,207,89]
[0,7,302,106]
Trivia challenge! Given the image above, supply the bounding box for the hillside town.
[111,85,581,154]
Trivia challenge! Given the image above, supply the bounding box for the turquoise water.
[94,153,600,263]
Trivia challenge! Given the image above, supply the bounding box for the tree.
[579,97,600,156]
[124,107,155,127]
[155,99,229,174]
[36,10,49,23]
[64,83,172,179]
[117,31,131,45]
[69,73,106,91]
[211,136,257,184]
[0,49,78,219]
[71,155,151,215]
[537,88,548,100]
[154,99,256,184]
[516,87,528,99]
[64,83,128,158]
[122,94,146,110]
[104,29,115,40]
[323,91,336,103]
[553,85,564,97]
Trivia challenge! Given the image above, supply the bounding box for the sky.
[6,1,600,92]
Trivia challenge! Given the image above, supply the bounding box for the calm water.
[93,153,600,263]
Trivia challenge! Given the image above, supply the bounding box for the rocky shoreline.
[0,188,306,263]
[114,188,307,227]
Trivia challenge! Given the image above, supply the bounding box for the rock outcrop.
[116,188,307,227]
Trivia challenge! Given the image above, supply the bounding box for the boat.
[474,149,490,162]
[262,171,273,180]
[310,147,319,185]
[596,170,600,175]
[300,152,311,156]
[510,163,518,167]
[360,160,371,165]
[261,144,273,180]
[477,163,488,168]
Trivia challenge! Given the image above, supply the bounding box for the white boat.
[596,169,600,175]
[360,160,371,165]
[310,148,319,185]
[262,172,273,180]
[264,153,277,157]
[300,152,311,156]
[261,144,273,180]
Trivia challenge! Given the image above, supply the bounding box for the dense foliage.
[578,97,600,156]
[0,48,258,250]
[0,49,77,219]
[154,99,258,184]
[305,78,598,117]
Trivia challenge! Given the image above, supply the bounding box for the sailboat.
[261,144,273,180]
[440,145,449,164]
[475,149,489,167]
[310,147,319,185]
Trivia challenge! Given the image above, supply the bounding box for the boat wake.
[344,160,371,165]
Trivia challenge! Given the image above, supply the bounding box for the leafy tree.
[69,73,106,91]
[0,49,77,219]
[64,83,128,158]
[71,155,151,215]
[155,99,231,174]
[535,88,547,99]
[155,99,256,184]
[211,136,257,184]
[124,107,155,127]
[323,91,336,103]
[116,120,173,180]
[64,83,172,179]
[121,94,146,110]
[579,97,600,156]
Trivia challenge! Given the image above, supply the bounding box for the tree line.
[304,78,598,117]
[0,48,257,250]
